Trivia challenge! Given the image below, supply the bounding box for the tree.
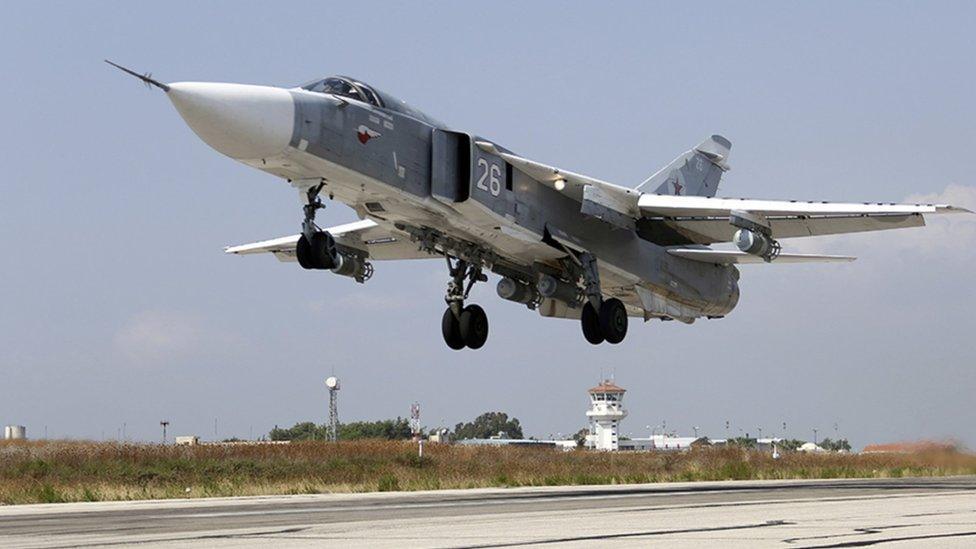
[269,418,414,441]
[269,422,325,441]
[572,427,590,448]
[340,418,413,440]
[819,438,852,452]
[453,412,523,440]
[777,439,806,451]
[727,437,757,448]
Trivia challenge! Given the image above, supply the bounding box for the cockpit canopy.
[301,76,383,107]
[299,75,444,128]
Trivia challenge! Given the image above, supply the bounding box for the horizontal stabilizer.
[667,248,856,265]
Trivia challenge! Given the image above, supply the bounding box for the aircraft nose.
[166,82,295,160]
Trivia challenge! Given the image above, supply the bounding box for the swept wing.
[225,220,431,262]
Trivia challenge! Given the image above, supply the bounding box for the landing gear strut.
[578,252,627,345]
[441,257,489,350]
[295,182,337,270]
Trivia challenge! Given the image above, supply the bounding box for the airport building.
[456,378,786,453]
[583,380,703,451]
[4,425,26,440]
[584,380,627,450]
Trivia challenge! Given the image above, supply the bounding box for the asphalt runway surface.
[1,477,974,548]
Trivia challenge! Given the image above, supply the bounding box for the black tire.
[459,304,489,349]
[296,234,315,270]
[310,232,336,270]
[581,302,604,345]
[442,308,465,350]
[599,298,628,344]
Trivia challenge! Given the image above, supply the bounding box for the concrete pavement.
[1,477,974,547]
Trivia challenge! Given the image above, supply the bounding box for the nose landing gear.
[295,182,338,270]
[297,231,338,270]
[441,257,489,350]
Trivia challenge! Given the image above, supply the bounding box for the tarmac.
[1,476,974,548]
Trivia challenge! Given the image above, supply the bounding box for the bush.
[0,440,973,504]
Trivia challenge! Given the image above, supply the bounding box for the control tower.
[585,380,628,451]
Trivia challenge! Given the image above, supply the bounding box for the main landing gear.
[441,257,489,350]
[295,182,338,270]
[581,298,628,345]
[578,252,628,345]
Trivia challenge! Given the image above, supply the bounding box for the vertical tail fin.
[636,135,731,197]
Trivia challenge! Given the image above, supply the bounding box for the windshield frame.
[300,76,384,108]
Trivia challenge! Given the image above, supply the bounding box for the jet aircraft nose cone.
[166,82,294,160]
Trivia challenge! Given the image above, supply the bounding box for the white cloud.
[905,183,976,210]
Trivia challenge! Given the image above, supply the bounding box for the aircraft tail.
[636,135,731,197]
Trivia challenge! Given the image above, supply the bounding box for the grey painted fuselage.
[246,84,739,323]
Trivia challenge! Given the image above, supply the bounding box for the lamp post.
[693,426,700,438]
[160,421,169,444]
[813,428,819,446]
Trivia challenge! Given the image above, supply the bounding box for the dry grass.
[1,440,974,505]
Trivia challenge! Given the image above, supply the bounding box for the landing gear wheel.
[581,302,605,345]
[297,181,328,270]
[296,234,314,270]
[442,308,465,350]
[459,304,489,349]
[600,298,628,344]
[310,232,336,270]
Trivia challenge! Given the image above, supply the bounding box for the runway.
[1,477,974,548]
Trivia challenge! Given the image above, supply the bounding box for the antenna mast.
[325,377,340,442]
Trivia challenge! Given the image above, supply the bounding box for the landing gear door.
[431,129,470,204]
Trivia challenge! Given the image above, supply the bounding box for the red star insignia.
[356,125,381,144]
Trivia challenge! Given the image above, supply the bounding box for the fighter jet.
[109,62,970,350]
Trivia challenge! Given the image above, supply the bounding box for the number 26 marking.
[476,158,502,196]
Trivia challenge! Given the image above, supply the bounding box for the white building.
[585,380,628,451]
[4,425,26,440]
[798,442,825,453]
[621,435,700,451]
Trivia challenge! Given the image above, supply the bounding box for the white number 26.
[476,158,502,196]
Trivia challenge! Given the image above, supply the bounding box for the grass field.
[1,440,974,505]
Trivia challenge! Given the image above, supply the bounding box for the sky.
[1,2,974,448]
